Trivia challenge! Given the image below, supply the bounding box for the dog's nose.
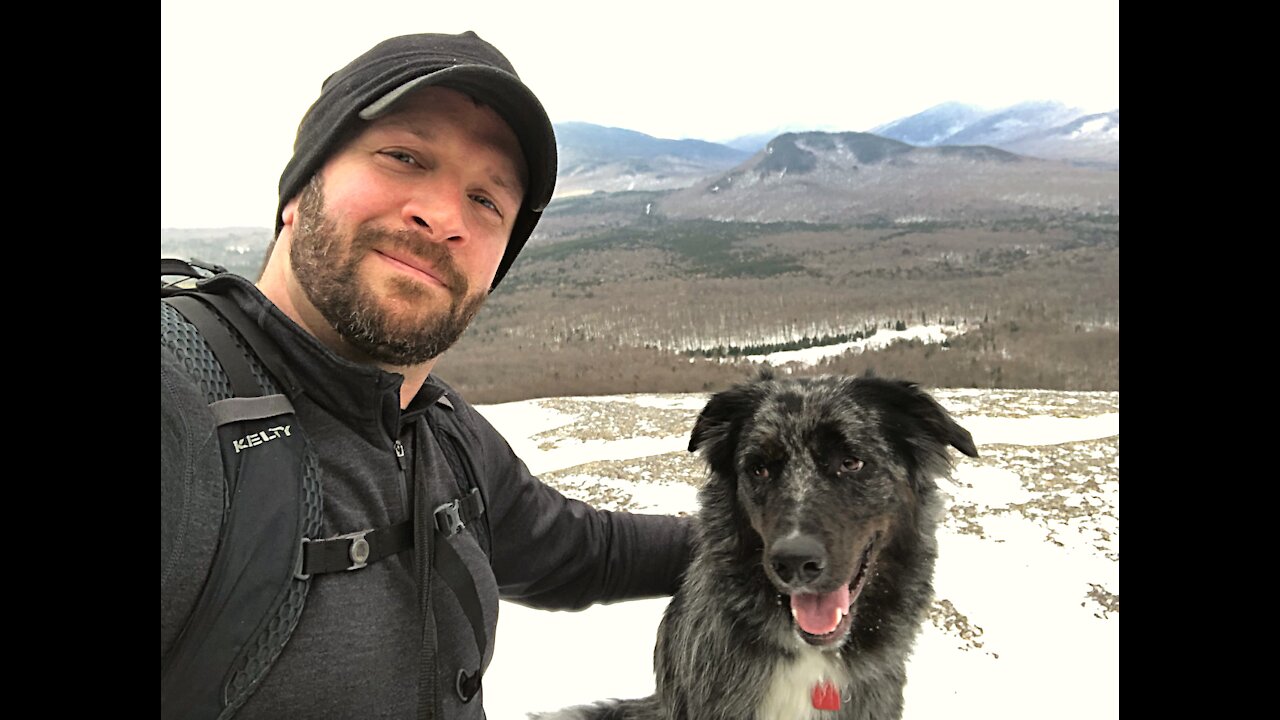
[769,535,828,587]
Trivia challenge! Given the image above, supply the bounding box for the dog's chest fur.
[757,643,851,720]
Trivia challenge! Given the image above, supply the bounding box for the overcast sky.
[161,0,1119,229]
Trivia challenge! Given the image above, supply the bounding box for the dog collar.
[812,679,841,711]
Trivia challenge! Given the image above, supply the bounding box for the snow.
[1069,116,1112,138]
[474,391,1119,719]
[545,473,699,514]
[519,435,688,478]
[960,412,1120,446]
[627,395,711,410]
[741,324,965,367]
[947,465,1032,505]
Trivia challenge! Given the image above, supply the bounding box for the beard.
[288,177,487,366]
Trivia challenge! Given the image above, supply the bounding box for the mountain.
[549,101,1118,203]
[943,101,1087,147]
[720,123,848,153]
[873,101,1118,169]
[554,122,751,196]
[721,131,784,153]
[656,130,1119,223]
[1000,110,1119,168]
[869,102,990,147]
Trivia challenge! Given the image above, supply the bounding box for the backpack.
[161,258,491,718]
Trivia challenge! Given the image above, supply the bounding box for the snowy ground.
[474,388,1119,719]
[742,323,968,367]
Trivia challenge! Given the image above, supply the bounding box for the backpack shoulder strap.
[164,294,263,397]
[423,389,493,703]
[426,391,492,555]
[161,267,320,720]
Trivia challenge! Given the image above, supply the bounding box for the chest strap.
[295,489,485,575]
[296,488,489,704]
[296,521,413,578]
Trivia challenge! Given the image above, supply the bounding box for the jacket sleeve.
[462,403,693,611]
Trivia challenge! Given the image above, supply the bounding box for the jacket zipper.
[394,438,410,520]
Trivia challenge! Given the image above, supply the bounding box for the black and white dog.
[534,371,978,719]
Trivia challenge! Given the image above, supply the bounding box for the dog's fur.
[534,371,978,720]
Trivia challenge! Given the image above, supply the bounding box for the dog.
[533,371,978,720]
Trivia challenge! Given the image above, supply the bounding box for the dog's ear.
[946,421,978,459]
[689,383,766,476]
[850,378,978,487]
[907,383,977,460]
[689,384,761,452]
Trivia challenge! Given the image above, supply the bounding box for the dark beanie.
[275,31,557,290]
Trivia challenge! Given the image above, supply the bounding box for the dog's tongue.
[791,586,851,635]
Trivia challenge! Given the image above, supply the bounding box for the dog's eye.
[840,458,864,473]
[751,464,770,479]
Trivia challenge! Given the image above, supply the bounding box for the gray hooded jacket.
[161,274,693,718]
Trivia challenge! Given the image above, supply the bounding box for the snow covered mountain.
[551,100,1119,201]
[873,101,1119,168]
[657,130,1118,223]
[554,122,750,196]
[1000,110,1120,168]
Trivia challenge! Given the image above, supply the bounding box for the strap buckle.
[434,500,466,537]
[335,529,372,571]
[186,257,229,276]
[294,538,312,581]
[295,530,372,578]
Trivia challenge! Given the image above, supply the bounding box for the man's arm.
[458,402,693,610]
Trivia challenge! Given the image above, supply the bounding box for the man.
[161,32,693,719]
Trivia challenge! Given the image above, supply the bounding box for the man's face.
[287,86,527,366]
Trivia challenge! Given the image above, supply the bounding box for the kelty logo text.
[233,425,292,453]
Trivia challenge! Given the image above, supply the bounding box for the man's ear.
[258,196,301,282]
[280,196,301,230]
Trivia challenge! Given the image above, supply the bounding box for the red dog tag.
[811,679,841,711]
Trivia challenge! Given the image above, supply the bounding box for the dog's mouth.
[787,535,878,647]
